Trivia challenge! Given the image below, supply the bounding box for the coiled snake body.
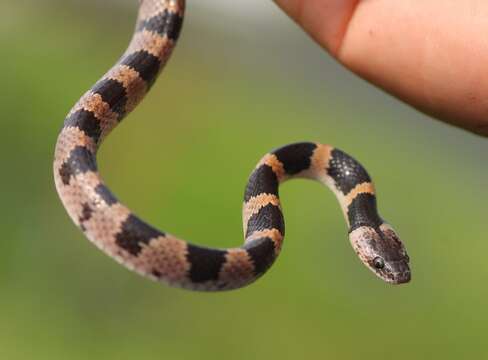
[54,0,411,291]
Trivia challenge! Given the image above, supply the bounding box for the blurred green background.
[1,1,488,359]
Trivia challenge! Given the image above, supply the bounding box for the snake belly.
[53,0,411,291]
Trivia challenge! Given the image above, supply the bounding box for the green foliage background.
[1,1,487,359]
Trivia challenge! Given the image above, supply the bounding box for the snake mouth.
[388,271,411,285]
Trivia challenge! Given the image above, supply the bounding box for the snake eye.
[373,257,385,269]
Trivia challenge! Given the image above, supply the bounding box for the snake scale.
[54,0,411,291]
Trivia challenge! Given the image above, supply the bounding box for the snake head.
[348,223,411,284]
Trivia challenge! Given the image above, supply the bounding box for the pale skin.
[273,0,488,136]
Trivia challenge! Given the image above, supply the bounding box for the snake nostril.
[373,257,385,269]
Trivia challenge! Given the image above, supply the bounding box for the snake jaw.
[391,269,411,284]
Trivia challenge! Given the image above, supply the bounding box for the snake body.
[54,0,411,291]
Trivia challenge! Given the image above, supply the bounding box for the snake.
[53,0,411,291]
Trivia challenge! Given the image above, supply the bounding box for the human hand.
[274,0,488,136]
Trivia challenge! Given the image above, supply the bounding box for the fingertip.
[273,0,361,56]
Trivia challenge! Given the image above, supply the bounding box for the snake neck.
[248,143,379,232]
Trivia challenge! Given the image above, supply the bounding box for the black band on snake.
[53,0,411,291]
